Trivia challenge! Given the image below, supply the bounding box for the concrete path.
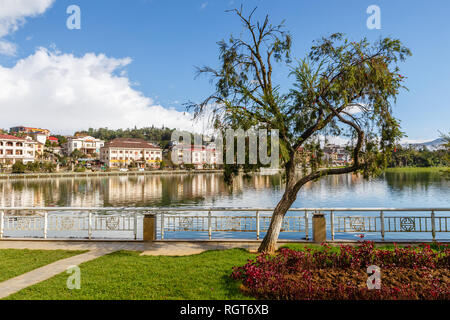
[0,249,113,299]
[0,240,267,255]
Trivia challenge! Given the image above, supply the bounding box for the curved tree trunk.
[258,161,298,253]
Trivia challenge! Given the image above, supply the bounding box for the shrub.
[231,241,449,300]
[12,161,26,173]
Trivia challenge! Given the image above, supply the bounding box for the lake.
[0,170,448,240]
[0,170,448,208]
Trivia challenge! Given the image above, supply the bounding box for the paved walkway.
[0,240,266,255]
[0,249,113,299]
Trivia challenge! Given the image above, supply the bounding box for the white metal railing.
[0,207,449,241]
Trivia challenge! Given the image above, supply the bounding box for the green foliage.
[190,7,411,185]
[70,149,86,159]
[26,161,56,173]
[12,161,26,173]
[74,166,86,172]
[52,135,67,145]
[389,146,449,168]
[79,126,175,148]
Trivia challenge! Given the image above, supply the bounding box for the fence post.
[143,214,156,241]
[0,211,4,239]
[305,210,309,240]
[256,210,260,240]
[312,212,326,243]
[431,210,436,241]
[88,211,92,240]
[161,212,165,240]
[133,212,138,240]
[380,211,385,241]
[330,211,334,241]
[43,212,48,239]
[208,210,212,240]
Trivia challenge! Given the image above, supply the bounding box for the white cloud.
[0,48,198,134]
[0,0,55,55]
[0,39,16,55]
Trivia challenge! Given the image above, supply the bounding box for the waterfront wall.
[0,169,224,181]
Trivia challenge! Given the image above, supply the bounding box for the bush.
[231,242,449,300]
[12,161,26,173]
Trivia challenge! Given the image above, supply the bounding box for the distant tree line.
[389,146,449,168]
[79,126,176,148]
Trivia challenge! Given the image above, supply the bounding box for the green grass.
[0,249,85,283]
[384,166,449,172]
[6,249,256,300]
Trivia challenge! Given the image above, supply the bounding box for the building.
[30,132,48,145]
[0,134,36,165]
[10,126,50,137]
[48,136,59,145]
[34,142,45,157]
[63,136,104,157]
[170,143,219,169]
[323,144,351,166]
[100,138,162,168]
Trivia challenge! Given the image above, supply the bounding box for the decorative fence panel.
[0,207,448,241]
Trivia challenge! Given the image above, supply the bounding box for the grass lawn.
[0,249,85,283]
[5,248,256,300]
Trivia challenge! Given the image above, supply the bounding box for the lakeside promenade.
[0,169,224,180]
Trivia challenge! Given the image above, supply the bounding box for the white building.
[100,138,162,168]
[0,134,36,165]
[171,143,219,169]
[323,144,351,166]
[63,136,104,157]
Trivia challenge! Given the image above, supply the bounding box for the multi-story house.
[100,138,162,168]
[323,144,351,166]
[170,143,219,169]
[0,134,36,165]
[34,142,45,157]
[63,135,104,157]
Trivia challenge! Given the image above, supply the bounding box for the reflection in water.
[383,171,446,191]
[0,172,448,208]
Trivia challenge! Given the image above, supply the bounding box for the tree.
[189,7,411,253]
[12,161,26,173]
[70,149,86,159]
[440,132,450,151]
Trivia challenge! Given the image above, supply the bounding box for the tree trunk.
[258,161,298,253]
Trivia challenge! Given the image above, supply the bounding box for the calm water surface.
[0,171,448,208]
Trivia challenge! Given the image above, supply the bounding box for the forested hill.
[78,127,176,148]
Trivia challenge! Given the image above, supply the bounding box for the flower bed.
[231,242,449,300]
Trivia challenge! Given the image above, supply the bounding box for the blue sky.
[0,0,449,140]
